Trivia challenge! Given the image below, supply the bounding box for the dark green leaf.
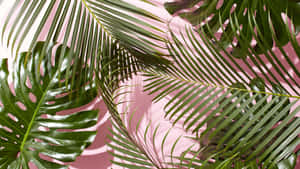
[0,42,98,168]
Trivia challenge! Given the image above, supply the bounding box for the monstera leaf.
[0,42,98,169]
[2,0,169,90]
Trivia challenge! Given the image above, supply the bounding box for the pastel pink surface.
[1,0,300,168]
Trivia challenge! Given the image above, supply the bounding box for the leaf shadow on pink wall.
[68,98,112,169]
[127,77,154,133]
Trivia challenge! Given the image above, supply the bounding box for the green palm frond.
[96,66,159,168]
[144,72,300,168]
[108,120,158,169]
[184,21,299,96]
[164,0,300,96]
[2,0,299,168]
[164,0,300,56]
[0,41,98,168]
[2,0,169,91]
[107,112,195,169]
[96,62,195,169]
[143,24,300,167]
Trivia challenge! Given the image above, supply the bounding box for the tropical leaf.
[176,152,298,169]
[88,1,300,168]
[143,25,300,168]
[2,0,169,92]
[163,1,300,97]
[108,120,158,169]
[0,41,98,169]
[164,0,300,57]
[107,111,195,169]
[95,61,195,169]
[96,66,159,168]
[3,0,297,169]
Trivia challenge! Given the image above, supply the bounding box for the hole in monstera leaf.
[38,126,49,131]
[46,101,55,105]
[26,76,32,89]
[29,93,37,103]
[40,152,66,166]
[7,113,18,122]
[16,102,27,111]
[40,114,48,119]
[0,136,8,141]
[28,147,36,152]
[34,138,43,143]
[3,126,13,133]
[55,92,68,98]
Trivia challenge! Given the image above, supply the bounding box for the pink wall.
[0,0,299,168]
[69,75,300,169]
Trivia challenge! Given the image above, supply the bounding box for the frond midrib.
[81,0,111,38]
[144,71,300,99]
[19,69,57,153]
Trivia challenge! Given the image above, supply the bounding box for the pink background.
[0,0,299,168]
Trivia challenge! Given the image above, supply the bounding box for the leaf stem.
[144,72,300,99]
[81,0,111,37]
[20,74,55,153]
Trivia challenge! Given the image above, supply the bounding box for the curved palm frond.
[171,16,300,96]
[2,0,169,91]
[143,21,300,167]
[164,0,300,96]
[0,41,99,168]
[3,0,299,168]
[107,106,196,169]
[90,1,300,168]
[96,63,159,168]
[164,0,300,57]
[108,120,160,169]
[95,61,197,169]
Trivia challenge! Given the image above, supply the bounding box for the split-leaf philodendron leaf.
[0,42,98,169]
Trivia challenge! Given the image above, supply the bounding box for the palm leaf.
[96,67,160,168]
[95,62,196,169]
[2,0,169,91]
[0,41,98,168]
[143,24,300,167]
[107,111,196,169]
[164,0,300,96]
[163,0,300,97]
[164,0,300,57]
[108,120,158,169]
